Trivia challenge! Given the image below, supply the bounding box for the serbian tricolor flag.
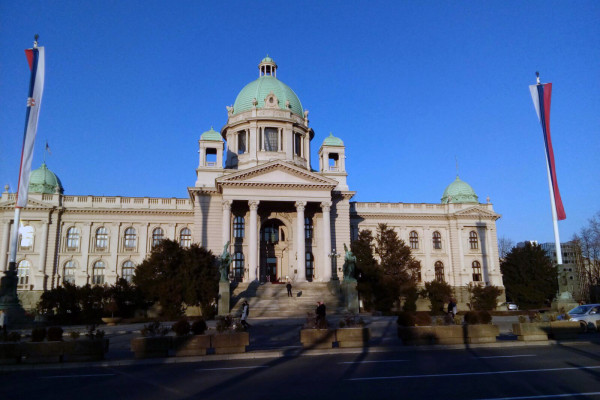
[15,44,45,208]
[529,81,566,220]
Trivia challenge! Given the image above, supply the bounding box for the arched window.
[92,260,105,285]
[472,261,482,282]
[306,252,314,281]
[95,227,108,250]
[19,225,34,250]
[67,227,80,250]
[435,261,445,282]
[179,228,191,248]
[233,252,244,281]
[152,227,164,248]
[432,231,442,250]
[409,231,419,250]
[124,227,137,249]
[305,217,313,240]
[17,260,31,285]
[233,216,245,238]
[63,260,77,284]
[264,127,279,152]
[469,231,479,250]
[122,260,135,283]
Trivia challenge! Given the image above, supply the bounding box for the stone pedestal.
[552,291,578,314]
[217,281,230,316]
[342,280,359,313]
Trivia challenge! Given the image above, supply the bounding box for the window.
[472,261,482,282]
[409,231,419,250]
[179,228,191,248]
[305,217,313,240]
[328,153,339,171]
[306,252,314,281]
[152,227,164,248]
[92,260,105,285]
[264,127,278,151]
[67,227,80,250]
[17,260,31,285]
[124,227,137,249]
[263,226,278,243]
[233,252,244,280]
[96,227,108,250]
[238,131,246,154]
[234,216,245,238]
[63,260,77,284]
[432,231,442,250]
[19,225,34,250]
[435,261,444,282]
[294,133,302,157]
[122,261,135,283]
[469,231,478,250]
[415,266,422,283]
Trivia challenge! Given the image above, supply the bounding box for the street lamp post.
[328,249,340,281]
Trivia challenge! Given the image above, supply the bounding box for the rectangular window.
[264,128,278,152]
[294,133,301,156]
[238,131,246,154]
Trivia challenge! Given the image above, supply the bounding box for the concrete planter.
[172,335,211,356]
[512,322,550,341]
[466,324,500,344]
[22,341,64,363]
[399,325,498,345]
[0,343,21,364]
[101,317,122,326]
[131,336,171,359]
[63,339,109,362]
[300,329,336,349]
[335,327,370,348]
[549,321,583,340]
[211,332,249,354]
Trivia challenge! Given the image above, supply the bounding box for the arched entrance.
[259,219,289,282]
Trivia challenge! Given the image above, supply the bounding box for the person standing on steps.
[286,281,293,297]
[240,300,250,330]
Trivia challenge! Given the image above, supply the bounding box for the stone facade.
[0,57,505,311]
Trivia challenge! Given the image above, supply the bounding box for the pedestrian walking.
[315,301,327,328]
[240,300,250,330]
[447,299,456,317]
[286,282,293,297]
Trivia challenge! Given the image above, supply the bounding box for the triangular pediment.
[216,161,338,188]
[0,198,55,210]
[453,205,500,219]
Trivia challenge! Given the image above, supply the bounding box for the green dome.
[261,55,274,63]
[233,77,303,117]
[322,132,344,147]
[29,163,63,194]
[201,127,222,141]
[441,176,478,204]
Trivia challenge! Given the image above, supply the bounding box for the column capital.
[222,199,233,211]
[249,200,260,210]
[295,201,307,211]
[320,201,332,212]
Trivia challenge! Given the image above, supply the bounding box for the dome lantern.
[259,55,277,77]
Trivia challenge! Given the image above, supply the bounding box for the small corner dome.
[232,57,303,117]
[200,127,222,141]
[29,163,63,194]
[441,176,478,204]
[322,132,344,147]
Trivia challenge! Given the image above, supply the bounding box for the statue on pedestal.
[343,243,356,282]
[219,241,232,282]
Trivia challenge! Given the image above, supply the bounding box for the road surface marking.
[347,365,600,381]
[41,374,116,379]
[339,360,407,364]
[475,355,536,359]
[476,392,600,399]
[196,366,268,371]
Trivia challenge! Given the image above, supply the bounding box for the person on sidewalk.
[240,300,250,330]
[315,301,327,328]
[286,282,293,297]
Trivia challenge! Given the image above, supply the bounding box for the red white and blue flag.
[529,81,566,220]
[16,45,45,208]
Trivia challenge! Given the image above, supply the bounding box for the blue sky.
[1,1,598,244]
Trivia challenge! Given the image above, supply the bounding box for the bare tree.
[498,236,515,260]
[572,211,600,302]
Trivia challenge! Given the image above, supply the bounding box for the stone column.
[296,201,306,282]
[248,200,259,281]
[38,221,49,273]
[1,220,10,271]
[222,200,232,247]
[320,201,332,281]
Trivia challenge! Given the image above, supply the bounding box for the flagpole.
[534,72,563,264]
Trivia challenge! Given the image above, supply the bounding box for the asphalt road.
[2,342,600,400]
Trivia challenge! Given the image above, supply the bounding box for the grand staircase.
[229,282,346,318]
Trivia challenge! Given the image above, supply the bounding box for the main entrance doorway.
[259,219,288,282]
